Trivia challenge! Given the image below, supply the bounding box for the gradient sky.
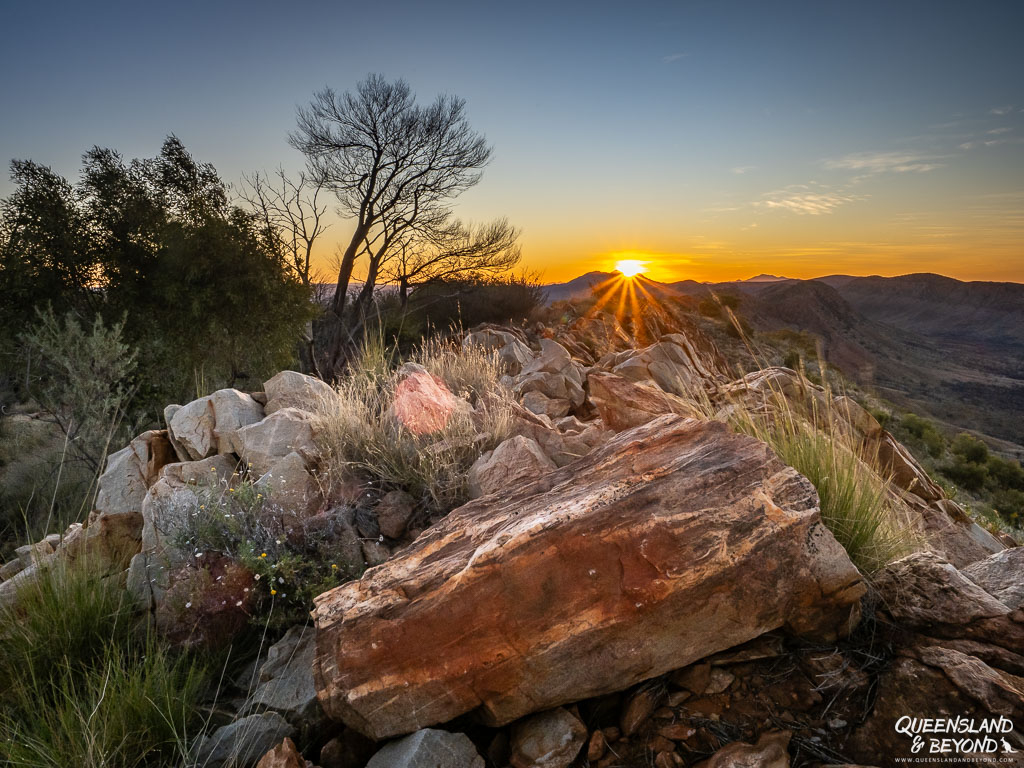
[2,0,1022,283]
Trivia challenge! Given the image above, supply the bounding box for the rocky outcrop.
[94,430,177,517]
[963,548,1024,610]
[264,370,336,415]
[467,435,557,498]
[255,738,308,768]
[169,388,265,460]
[463,327,534,375]
[587,371,699,431]
[312,415,864,739]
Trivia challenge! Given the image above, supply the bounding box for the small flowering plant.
[172,476,360,628]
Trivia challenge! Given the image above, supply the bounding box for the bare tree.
[238,166,330,286]
[289,75,492,369]
[387,217,521,306]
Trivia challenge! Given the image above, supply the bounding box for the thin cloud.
[755,184,863,215]
[731,165,756,174]
[991,105,1014,115]
[824,151,943,174]
[987,127,1012,135]
[661,52,689,63]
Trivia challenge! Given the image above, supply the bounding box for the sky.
[1,0,1022,283]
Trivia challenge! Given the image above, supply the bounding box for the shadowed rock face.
[312,415,865,739]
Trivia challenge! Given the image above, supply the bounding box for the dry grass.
[314,333,518,512]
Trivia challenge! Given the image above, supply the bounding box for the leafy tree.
[0,137,316,409]
[951,433,989,464]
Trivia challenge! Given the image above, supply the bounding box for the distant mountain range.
[544,272,1024,453]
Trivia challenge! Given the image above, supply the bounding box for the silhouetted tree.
[238,166,330,286]
[289,75,496,370]
[386,218,521,307]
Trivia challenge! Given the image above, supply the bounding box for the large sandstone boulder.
[264,370,336,415]
[169,389,264,460]
[391,364,471,435]
[963,548,1024,610]
[463,328,534,375]
[140,455,238,554]
[467,435,557,498]
[312,415,865,739]
[587,371,699,431]
[236,408,317,476]
[94,430,177,517]
[255,452,323,520]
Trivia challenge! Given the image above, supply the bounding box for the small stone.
[365,729,484,768]
[672,662,712,694]
[586,730,607,761]
[621,688,660,736]
[705,668,736,694]
[376,490,416,539]
[510,707,587,768]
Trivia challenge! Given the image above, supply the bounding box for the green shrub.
[951,433,989,464]
[992,488,1024,525]
[987,455,1024,491]
[897,413,945,458]
[940,456,988,491]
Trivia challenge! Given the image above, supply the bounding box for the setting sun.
[615,260,648,278]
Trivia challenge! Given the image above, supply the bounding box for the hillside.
[545,272,1024,453]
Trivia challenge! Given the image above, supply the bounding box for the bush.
[940,456,988,492]
[987,455,1024,491]
[315,335,517,513]
[951,433,989,464]
[20,308,138,475]
[895,413,945,458]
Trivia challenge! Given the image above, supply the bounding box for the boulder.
[507,403,609,467]
[95,430,176,517]
[872,552,1024,651]
[169,389,264,460]
[256,452,323,520]
[845,645,1024,761]
[467,435,557,498]
[604,337,722,397]
[196,712,295,768]
[236,408,317,476]
[375,490,416,539]
[508,707,587,768]
[514,371,584,411]
[365,729,484,768]
[264,370,336,415]
[140,455,238,554]
[520,389,572,418]
[963,548,1024,610]
[255,737,306,768]
[587,371,699,431]
[312,415,865,738]
[695,731,792,768]
[463,328,534,375]
[248,625,322,727]
[391,365,471,435]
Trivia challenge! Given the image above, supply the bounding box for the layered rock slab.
[312,415,865,739]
